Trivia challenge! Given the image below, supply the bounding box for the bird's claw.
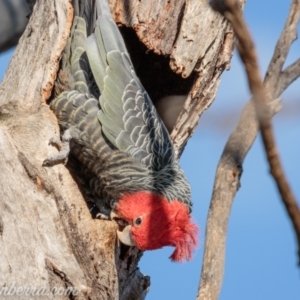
[48,136,63,149]
[43,135,70,167]
[95,213,109,220]
[42,156,68,167]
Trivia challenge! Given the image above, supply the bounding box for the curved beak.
[117,225,136,247]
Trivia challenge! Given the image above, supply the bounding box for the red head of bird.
[111,191,198,262]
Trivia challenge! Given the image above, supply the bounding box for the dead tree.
[0,0,239,299]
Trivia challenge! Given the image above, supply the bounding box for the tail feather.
[94,0,112,17]
[86,34,107,92]
[70,17,90,94]
[85,0,131,94]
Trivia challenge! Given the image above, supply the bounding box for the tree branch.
[277,58,300,96]
[197,0,300,299]
[264,0,300,96]
[219,0,300,261]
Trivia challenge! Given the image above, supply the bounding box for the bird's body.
[44,0,198,262]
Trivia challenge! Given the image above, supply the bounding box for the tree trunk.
[0,0,239,299]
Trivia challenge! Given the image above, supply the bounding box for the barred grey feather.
[46,0,192,212]
[85,9,175,171]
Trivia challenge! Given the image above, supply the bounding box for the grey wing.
[85,7,175,171]
[60,14,100,99]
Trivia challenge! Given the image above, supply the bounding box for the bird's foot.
[95,212,110,220]
[43,130,72,167]
[91,202,111,220]
[93,203,127,226]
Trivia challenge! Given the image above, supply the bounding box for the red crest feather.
[116,191,199,262]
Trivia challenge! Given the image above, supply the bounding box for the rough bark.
[0,0,238,299]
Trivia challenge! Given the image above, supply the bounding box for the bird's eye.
[134,217,142,226]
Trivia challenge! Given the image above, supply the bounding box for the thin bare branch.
[196,96,282,300]
[220,0,300,259]
[197,0,300,299]
[276,58,300,96]
[264,0,300,94]
[196,97,281,300]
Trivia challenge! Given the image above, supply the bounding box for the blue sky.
[0,1,299,299]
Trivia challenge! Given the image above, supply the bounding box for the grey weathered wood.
[111,0,186,56]
[0,0,73,112]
